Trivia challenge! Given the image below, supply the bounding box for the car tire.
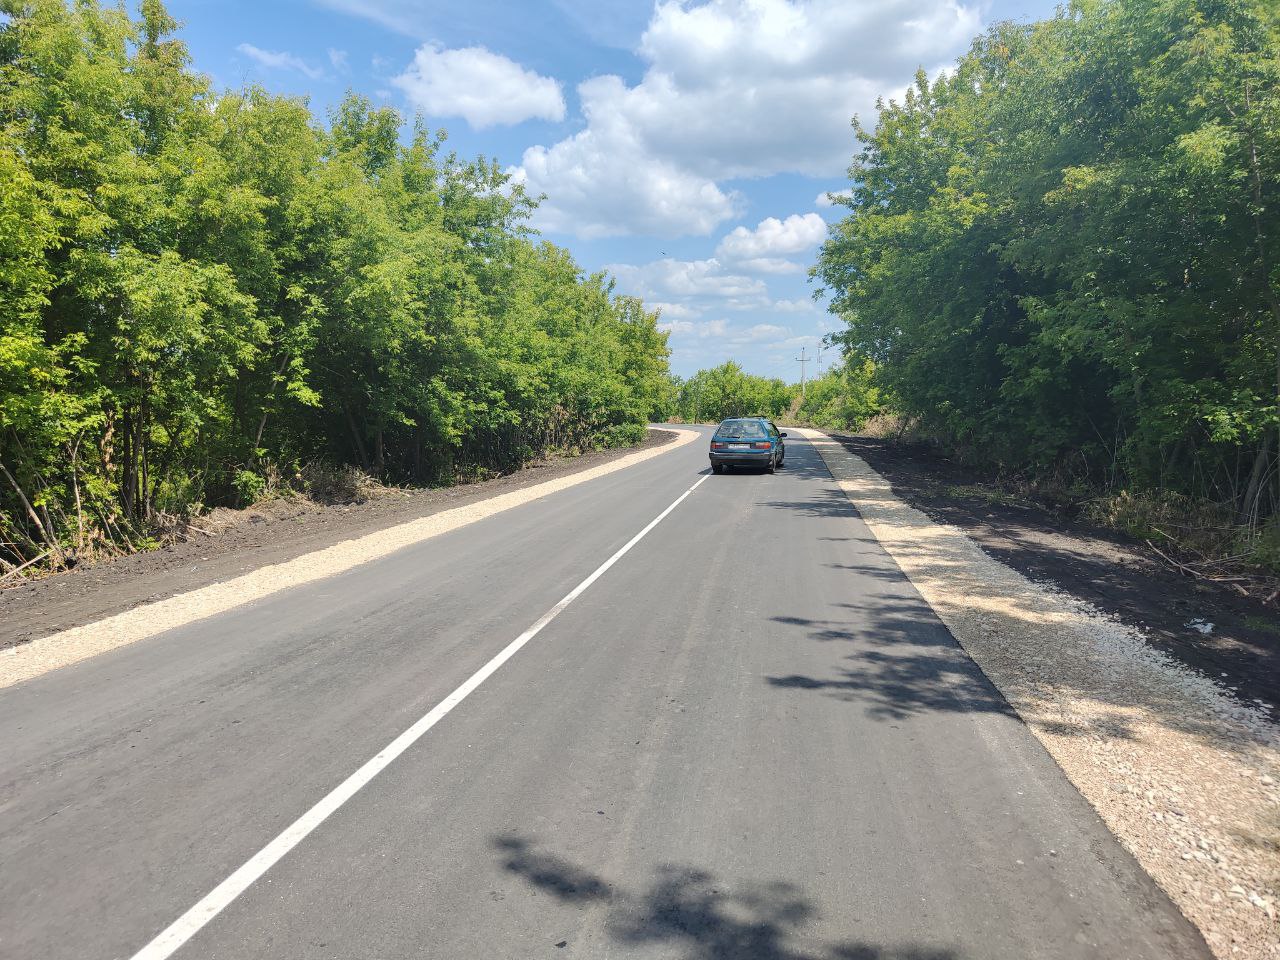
[711,463,723,474]
[765,457,776,475]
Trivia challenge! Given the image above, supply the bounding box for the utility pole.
[795,347,809,399]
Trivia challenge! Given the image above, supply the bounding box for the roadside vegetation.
[667,358,881,430]
[813,0,1280,579]
[0,0,670,577]
[790,359,881,431]
[668,361,792,423]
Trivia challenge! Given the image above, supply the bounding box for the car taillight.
[751,441,771,449]
[711,441,726,449]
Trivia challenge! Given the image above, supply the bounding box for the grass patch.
[943,483,1036,510]
[1242,614,1280,636]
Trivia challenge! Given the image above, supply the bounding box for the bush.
[231,470,267,508]
[596,423,648,448]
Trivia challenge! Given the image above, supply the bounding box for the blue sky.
[168,0,1057,380]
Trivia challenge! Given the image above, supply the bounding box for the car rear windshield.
[715,420,767,439]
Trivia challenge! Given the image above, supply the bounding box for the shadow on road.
[764,603,1021,726]
[754,441,1253,752]
[494,835,958,960]
[765,596,1160,742]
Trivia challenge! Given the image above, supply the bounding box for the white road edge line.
[129,471,713,960]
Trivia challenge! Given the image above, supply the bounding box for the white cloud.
[772,297,822,313]
[393,45,566,129]
[237,43,326,81]
[514,77,741,238]
[513,0,979,237]
[778,334,824,350]
[659,319,694,334]
[733,258,808,275]
[816,188,854,207]
[317,0,425,36]
[607,258,767,301]
[732,323,790,343]
[659,318,730,337]
[328,48,350,72]
[723,295,776,312]
[651,301,702,320]
[716,213,827,273]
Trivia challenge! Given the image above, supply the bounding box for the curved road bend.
[0,427,1209,959]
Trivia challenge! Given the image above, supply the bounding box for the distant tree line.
[792,359,881,431]
[665,358,882,431]
[670,362,793,423]
[815,0,1280,543]
[0,0,670,572]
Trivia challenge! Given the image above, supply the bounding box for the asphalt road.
[0,427,1210,960]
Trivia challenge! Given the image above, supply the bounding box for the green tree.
[673,362,793,423]
[0,0,671,572]
[815,0,1280,529]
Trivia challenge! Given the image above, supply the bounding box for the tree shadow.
[763,597,1172,741]
[494,835,613,903]
[764,548,1263,750]
[765,606,1025,726]
[823,563,905,581]
[493,835,958,960]
[757,486,864,521]
[756,434,1277,756]
[834,434,1280,723]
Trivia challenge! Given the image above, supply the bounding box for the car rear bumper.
[709,449,773,466]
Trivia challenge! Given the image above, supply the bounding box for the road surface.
[0,427,1210,959]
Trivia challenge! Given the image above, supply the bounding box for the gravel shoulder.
[829,432,1280,720]
[804,429,1279,959]
[0,431,675,651]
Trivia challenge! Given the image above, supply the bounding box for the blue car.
[708,417,787,474]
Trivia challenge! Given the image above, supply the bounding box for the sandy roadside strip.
[0,428,699,689]
[799,428,1280,960]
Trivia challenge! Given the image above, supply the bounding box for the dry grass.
[299,461,390,506]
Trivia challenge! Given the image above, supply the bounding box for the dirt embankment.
[0,431,676,651]
[829,433,1280,721]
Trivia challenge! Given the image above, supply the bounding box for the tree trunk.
[1244,108,1280,523]
[139,391,151,520]
[253,352,291,458]
[70,438,85,553]
[1240,431,1274,526]
[120,407,136,520]
[344,405,370,470]
[0,460,65,565]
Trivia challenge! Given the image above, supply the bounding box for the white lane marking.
[129,471,712,960]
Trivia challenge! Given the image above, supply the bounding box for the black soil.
[831,433,1280,720]
[0,431,676,650]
